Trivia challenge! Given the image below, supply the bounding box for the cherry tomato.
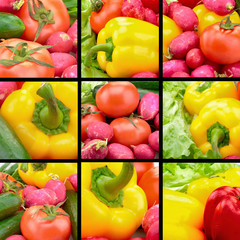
[110,117,151,147]
[96,81,139,118]
[81,104,106,141]
[16,0,70,44]
[134,162,155,183]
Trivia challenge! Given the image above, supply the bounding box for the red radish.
[204,58,222,73]
[186,48,205,69]
[148,131,159,152]
[0,179,2,193]
[121,0,145,20]
[0,0,24,12]
[131,144,155,159]
[142,204,159,233]
[171,72,191,77]
[168,31,199,59]
[68,174,77,192]
[173,6,199,31]
[67,20,77,52]
[163,60,189,77]
[203,0,235,15]
[87,121,114,141]
[0,82,17,106]
[141,0,159,13]
[145,8,157,25]
[5,235,27,240]
[16,81,24,89]
[138,92,159,121]
[178,0,200,8]
[168,2,182,19]
[22,185,38,198]
[154,113,159,129]
[84,138,92,145]
[191,64,216,77]
[132,72,158,78]
[156,14,159,26]
[107,143,134,159]
[25,188,57,207]
[61,65,77,78]
[45,179,66,204]
[51,53,77,77]
[163,0,168,15]
[82,139,108,159]
[221,61,240,77]
[45,32,73,53]
[82,238,109,240]
[224,155,240,159]
[146,220,159,240]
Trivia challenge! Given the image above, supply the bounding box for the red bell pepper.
[204,186,240,240]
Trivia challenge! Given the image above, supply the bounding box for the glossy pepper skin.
[92,17,159,78]
[193,4,240,36]
[81,162,147,240]
[204,186,240,240]
[184,81,239,115]
[18,163,77,190]
[1,82,78,159]
[163,188,206,240]
[163,15,182,62]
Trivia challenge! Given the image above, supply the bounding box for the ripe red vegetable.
[171,72,191,77]
[0,82,17,107]
[186,48,205,69]
[132,72,158,78]
[163,60,189,77]
[224,155,240,159]
[87,121,113,141]
[134,162,154,183]
[121,0,145,20]
[131,144,155,159]
[107,143,134,159]
[67,20,77,53]
[144,8,157,25]
[141,0,159,14]
[221,61,240,77]
[0,0,24,13]
[163,0,168,15]
[168,2,182,19]
[177,0,200,8]
[191,65,216,77]
[61,65,78,78]
[203,0,235,16]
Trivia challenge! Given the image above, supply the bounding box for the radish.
[81,139,108,159]
[121,0,145,20]
[224,155,240,159]
[61,65,78,78]
[141,0,159,14]
[146,220,159,240]
[68,174,77,192]
[25,188,57,208]
[45,179,66,204]
[168,2,182,19]
[163,0,168,15]
[186,48,205,69]
[22,185,38,198]
[131,144,155,159]
[0,0,24,13]
[132,72,158,78]
[84,138,92,145]
[45,32,73,53]
[5,235,27,240]
[172,6,199,31]
[203,0,235,15]
[154,113,159,129]
[171,72,191,77]
[142,204,159,233]
[156,13,159,26]
[191,64,216,77]
[144,8,157,25]
[221,61,240,77]
[148,131,159,152]
[137,92,159,121]
[67,20,77,52]
[0,179,2,193]
[0,82,17,106]
[168,31,199,59]
[204,58,222,73]
[178,0,200,8]
[163,60,189,77]
[107,143,134,159]
[51,53,77,77]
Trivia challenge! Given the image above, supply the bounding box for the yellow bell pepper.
[190,98,240,158]
[18,163,77,190]
[163,15,182,62]
[84,17,159,78]
[193,4,240,36]
[187,167,240,206]
[1,82,78,159]
[184,81,238,115]
[163,188,206,240]
[81,162,147,240]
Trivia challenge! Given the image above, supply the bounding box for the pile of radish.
[163,0,240,77]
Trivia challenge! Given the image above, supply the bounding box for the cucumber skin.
[0,113,31,159]
[0,211,24,240]
[63,190,77,240]
[0,193,22,221]
[130,81,159,90]
[0,13,25,39]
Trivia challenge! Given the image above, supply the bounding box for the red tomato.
[81,104,106,141]
[200,23,240,65]
[16,0,70,44]
[134,162,155,183]
[237,82,240,99]
[110,117,151,147]
[0,39,54,77]
[21,205,71,240]
[96,82,139,118]
[138,167,159,209]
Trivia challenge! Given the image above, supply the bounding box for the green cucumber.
[63,190,77,240]
[130,81,159,90]
[0,211,24,240]
[0,13,25,39]
[137,88,159,99]
[0,113,31,159]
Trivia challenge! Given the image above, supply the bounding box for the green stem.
[96,162,134,201]
[37,83,63,129]
[211,128,225,159]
